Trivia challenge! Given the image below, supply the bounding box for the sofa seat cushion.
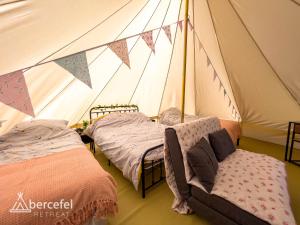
[209,149,295,225]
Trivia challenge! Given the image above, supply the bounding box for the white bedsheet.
[87,112,166,190]
[0,121,84,165]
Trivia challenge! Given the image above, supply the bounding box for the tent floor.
[92,137,300,225]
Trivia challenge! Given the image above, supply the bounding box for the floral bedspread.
[212,149,296,225]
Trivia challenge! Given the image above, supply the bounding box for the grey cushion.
[209,128,236,162]
[187,138,218,192]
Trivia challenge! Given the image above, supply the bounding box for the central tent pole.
[181,0,189,123]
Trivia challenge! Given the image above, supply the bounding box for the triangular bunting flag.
[213,70,217,81]
[163,25,172,44]
[141,31,155,53]
[0,70,34,117]
[55,52,92,88]
[219,81,222,90]
[178,20,183,32]
[108,39,131,68]
[207,56,211,67]
[198,41,203,50]
[188,19,194,31]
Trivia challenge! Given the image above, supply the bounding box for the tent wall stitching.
[21,0,133,74]
[128,0,173,104]
[76,0,164,122]
[206,0,242,120]
[227,0,299,106]
[35,0,152,117]
[157,0,183,114]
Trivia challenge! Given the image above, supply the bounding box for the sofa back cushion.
[209,128,236,162]
[187,137,218,192]
[173,117,221,183]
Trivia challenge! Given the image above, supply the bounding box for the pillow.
[187,137,218,192]
[12,119,69,130]
[209,128,236,162]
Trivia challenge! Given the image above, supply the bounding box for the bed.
[159,107,241,145]
[87,105,166,198]
[164,117,296,225]
[0,120,117,225]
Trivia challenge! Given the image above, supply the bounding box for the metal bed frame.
[89,104,165,198]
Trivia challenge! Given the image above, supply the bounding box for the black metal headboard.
[89,104,139,123]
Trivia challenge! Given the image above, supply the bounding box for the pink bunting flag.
[177,20,183,32]
[219,81,223,90]
[163,25,172,44]
[213,70,217,81]
[198,41,203,50]
[188,19,194,31]
[108,39,131,68]
[207,56,211,67]
[0,70,34,116]
[141,31,155,53]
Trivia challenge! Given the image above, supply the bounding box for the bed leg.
[142,159,146,198]
[237,138,240,146]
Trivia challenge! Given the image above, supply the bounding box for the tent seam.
[157,0,183,114]
[128,0,173,104]
[206,0,243,121]
[227,0,299,106]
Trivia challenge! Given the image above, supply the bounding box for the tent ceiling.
[0,0,299,146]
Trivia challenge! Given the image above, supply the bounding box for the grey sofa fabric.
[191,186,270,225]
[165,128,190,200]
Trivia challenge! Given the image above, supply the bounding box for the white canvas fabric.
[0,0,299,145]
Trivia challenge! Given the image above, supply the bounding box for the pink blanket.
[0,148,117,225]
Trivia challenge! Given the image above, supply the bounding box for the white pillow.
[12,119,69,130]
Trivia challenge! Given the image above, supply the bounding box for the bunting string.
[0,8,240,121]
[194,29,241,121]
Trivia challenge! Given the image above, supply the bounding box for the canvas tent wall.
[0,0,299,146]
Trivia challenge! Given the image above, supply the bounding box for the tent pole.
[181,0,189,123]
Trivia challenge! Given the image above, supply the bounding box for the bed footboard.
[141,144,165,198]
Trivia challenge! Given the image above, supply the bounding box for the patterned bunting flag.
[163,25,172,44]
[213,70,217,81]
[177,20,183,32]
[219,81,222,90]
[198,41,203,50]
[55,52,92,88]
[141,31,155,53]
[0,70,34,116]
[188,19,194,31]
[207,56,211,67]
[108,39,131,68]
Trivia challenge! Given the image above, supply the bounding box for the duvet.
[86,112,166,190]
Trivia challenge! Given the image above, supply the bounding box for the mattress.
[86,112,166,190]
